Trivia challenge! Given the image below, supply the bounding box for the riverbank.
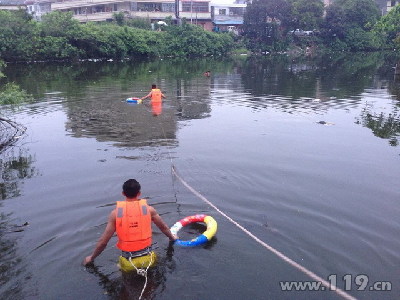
[0,11,234,62]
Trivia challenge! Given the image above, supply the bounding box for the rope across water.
[151,100,357,300]
[171,166,357,300]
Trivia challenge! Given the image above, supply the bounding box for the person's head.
[122,179,141,198]
[151,84,157,89]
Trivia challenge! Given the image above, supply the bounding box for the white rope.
[171,166,357,300]
[129,251,154,300]
[150,102,356,299]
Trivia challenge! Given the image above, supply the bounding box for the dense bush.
[163,24,233,56]
[0,83,33,105]
[320,0,381,51]
[0,10,38,60]
[373,5,400,49]
[0,10,234,61]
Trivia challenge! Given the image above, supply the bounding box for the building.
[180,0,212,30]
[51,0,132,22]
[210,0,245,34]
[25,0,51,20]
[0,0,26,10]
[46,0,212,29]
[386,0,399,13]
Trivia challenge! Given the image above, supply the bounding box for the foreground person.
[83,179,177,272]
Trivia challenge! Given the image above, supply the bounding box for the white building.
[45,0,213,29]
[386,0,399,13]
[25,0,52,20]
[210,0,245,33]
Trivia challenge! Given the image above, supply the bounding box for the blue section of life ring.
[126,97,142,103]
[170,214,217,247]
[175,234,208,247]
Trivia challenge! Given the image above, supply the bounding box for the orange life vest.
[115,199,152,252]
[151,89,162,102]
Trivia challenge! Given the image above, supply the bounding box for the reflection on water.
[0,213,26,300]
[0,147,38,299]
[0,148,38,200]
[238,52,387,103]
[56,60,222,147]
[358,105,400,146]
[65,99,178,148]
[151,102,163,116]
[2,52,400,300]
[390,76,400,100]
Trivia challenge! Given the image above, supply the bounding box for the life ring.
[126,97,142,103]
[170,214,217,247]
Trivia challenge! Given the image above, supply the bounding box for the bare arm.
[141,91,152,100]
[149,206,177,241]
[83,210,116,265]
[161,93,166,99]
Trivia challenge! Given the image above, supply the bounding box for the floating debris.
[116,155,140,160]
[316,121,335,126]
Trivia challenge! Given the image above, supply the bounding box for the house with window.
[210,0,246,34]
[50,0,132,22]
[386,0,399,12]
[180,0,212,30]
[47,0,212,29]
[25,0,52,20]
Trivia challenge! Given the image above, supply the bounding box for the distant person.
[203,71,211,77]
[140,84,166,103]
[83,179,177,272]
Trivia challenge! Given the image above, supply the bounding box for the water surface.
[1,54,400,300]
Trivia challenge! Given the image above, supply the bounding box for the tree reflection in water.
[0,147,38,299]
[1,149,38,200]
[358,105,400,147]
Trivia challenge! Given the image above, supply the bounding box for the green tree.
[0,10,38,60]
[242,0,290,52]
[40,11,80,38]
[125,17,152,30]
[373,4,400,48]
[321,0,380,51]
[37,11,83,59]
[0,60,5,78]
[113,11,126,26]
[0,10,235,60]
[164,23,233,56]
[288,0,324,31]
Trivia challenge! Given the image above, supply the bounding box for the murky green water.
[1,53,399,300]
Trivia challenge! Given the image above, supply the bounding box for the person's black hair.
[152,84,157,89]
[122,179,141,198]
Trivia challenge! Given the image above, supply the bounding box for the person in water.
[83,179,177,271]
[203,71,211,77]
[140,84,166,102]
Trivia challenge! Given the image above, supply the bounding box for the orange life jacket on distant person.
[151,89,162,102]
[115,199,152,252]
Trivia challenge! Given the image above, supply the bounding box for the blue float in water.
[126,97,142,103]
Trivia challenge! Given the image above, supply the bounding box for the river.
[1,53,399,300]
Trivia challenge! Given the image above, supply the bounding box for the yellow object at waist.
[118,251,157,273]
